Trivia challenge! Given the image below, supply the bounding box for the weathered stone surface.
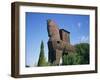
[47,19,75,65]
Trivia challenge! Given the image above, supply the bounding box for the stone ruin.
[47,19,75,65]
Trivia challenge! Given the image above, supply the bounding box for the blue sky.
[25,12,90,67]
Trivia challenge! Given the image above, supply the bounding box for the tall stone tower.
[47,19,74,65]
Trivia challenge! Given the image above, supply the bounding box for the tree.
[62,53,72,65]
[62,52,81,65]
[62,43,89,65]
[75,43,89,64]
[37,41,47,66]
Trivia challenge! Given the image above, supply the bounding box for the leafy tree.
[62,53,70,65]
[37,41,47,66]
[62,43,89,65]
[62,52,81,65]
[75,43,89,64]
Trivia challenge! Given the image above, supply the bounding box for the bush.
[62,43,89,65]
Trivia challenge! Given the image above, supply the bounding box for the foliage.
[62,53,81,65]
[37,41,47,66]
[75,43,89,64]
[62,43,89,65]
[37,42,89,66]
